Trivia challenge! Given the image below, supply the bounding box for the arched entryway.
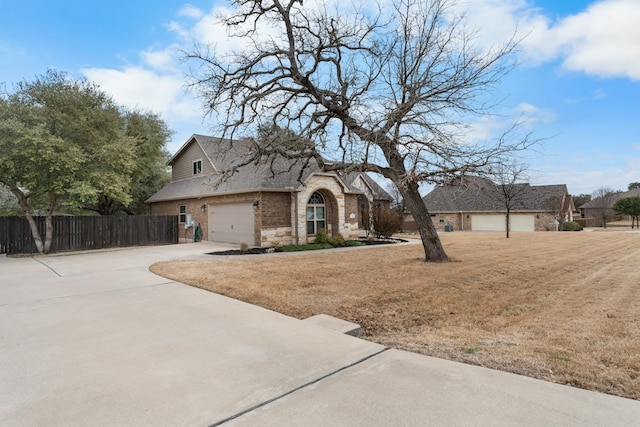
[306,190,339,238]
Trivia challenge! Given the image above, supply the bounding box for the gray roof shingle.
[422,176,570,212]
[148,134,392,202]
[579,188,640,209]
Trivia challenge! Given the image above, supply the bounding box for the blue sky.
[1,0,639,195]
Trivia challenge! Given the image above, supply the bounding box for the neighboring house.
[578,188,640,225]
[147,135,391,246]
[407,176,574,232]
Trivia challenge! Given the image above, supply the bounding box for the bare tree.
[185,0,534,261]
[491,161,529,238]
[385,181,406,214]
[591,187,618,228]
[548,193,572,231]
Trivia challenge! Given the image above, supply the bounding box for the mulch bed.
[207,238,407,256]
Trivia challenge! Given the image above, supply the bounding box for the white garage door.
[471,214,535,232]
[471,215,505,231]
[208,203,255,244]
[510,214,535,232]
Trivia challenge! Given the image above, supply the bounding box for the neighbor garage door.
[510,214,535,232]
[471,214,535,232]
[208,203,255,244]
[471,215,504,231]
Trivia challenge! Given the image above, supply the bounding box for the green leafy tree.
[123,110,172,214]
[571,194,591,209]
[0,184,22,216]
[83,110,172,215]
[0,70,135,253]
[628,182,640,190]
[612,196,640,229]
[186,0,534,262]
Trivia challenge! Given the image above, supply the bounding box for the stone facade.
[259,192,294,246]
[261,226,294,247]
[535,212,561,231]
[295,174,360,244]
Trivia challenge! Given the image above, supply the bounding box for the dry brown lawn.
[150,229,640,400]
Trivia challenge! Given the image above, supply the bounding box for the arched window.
[306,192,326,235]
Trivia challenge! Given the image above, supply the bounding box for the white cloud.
[139,45,180,71]
[452,0,547,48]
[552,167,638,194]
[462,101,556,145]
[515,102,556,127]
[423,0,640,81]
[78,0,639,156]
[82,67,183,113]
[169,0,600,83]
[178,4,205,19]
[491,0,640,80]
[543,0,640,79]
[170,3,287,57]
[81,64,206,152]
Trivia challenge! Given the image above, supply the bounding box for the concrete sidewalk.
[1,243,639,426]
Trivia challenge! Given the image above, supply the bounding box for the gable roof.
[579,188,640,209]
[423,176,571,212]
[148,134,392,203]
[340,172,393,201]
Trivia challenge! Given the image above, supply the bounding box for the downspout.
[460,211,464,230]
[294,192,299,245]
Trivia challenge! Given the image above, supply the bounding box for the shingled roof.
[339,171,392,201]
[579,188,640,209]
[148,134,391,202]
[423,176,571,213]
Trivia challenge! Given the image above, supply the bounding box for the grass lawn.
[150,228,640,400]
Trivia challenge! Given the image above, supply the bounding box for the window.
[439,215,445,223]
[179,205,186,223]
[193,159,202,175]
[306,192,326,235]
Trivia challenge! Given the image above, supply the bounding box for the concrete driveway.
[1,243,639,426]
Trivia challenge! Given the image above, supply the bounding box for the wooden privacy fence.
[0,215,179,255]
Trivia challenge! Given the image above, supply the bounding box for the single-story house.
[147,134,391,246]
[578,188,640,225]
[406,176,574,232]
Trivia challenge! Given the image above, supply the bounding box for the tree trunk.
[505,209,511,238]
[398,179,449,262]
[92,195,122,215]
[43,191,56,254]
[10,188,45,254]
